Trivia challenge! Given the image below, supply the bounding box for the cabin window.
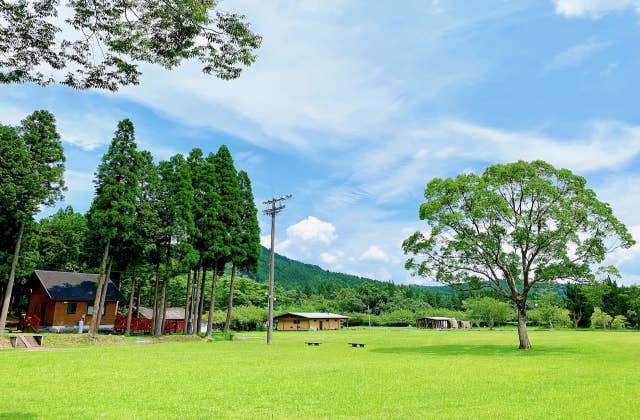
[87,305,93,315]
[66,303,77,314]
[293,319,300,324]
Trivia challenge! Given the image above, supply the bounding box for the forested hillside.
[246,246,455,295]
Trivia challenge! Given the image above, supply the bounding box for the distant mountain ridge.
[244,246,454,294]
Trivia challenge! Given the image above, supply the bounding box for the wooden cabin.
[274,312,349,331]
[415,316,471,329]
[26,270,124,330]
[139,307,186,333]
[416,316,457,329]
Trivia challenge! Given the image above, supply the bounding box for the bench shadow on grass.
[372,344,577,357]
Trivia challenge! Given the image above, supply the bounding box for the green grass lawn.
[1,328,639,419]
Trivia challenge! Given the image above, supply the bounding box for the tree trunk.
[88,239,110,337]
[196,266,206,336]
[158,278,168,335]
[136,287,141,319]
[151,265,160,335]
[517,306,532,350]
[125,271,136,336]
[191,267,200,336]
[205,264,219,338]
[184,270,191,334]
[95,259,111,328]
[0,220,25,334]
[223,263,236,334]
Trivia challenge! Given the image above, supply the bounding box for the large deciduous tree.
[1,0,262,90]
[86,119,141,336]
[403,160,635,349]
[0,111,65,334]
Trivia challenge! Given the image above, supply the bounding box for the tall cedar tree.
[159,155,199,333]
[86,119,141,337]
[186,148,210,334]
[0,111,65,334]
[121,150,160,335]
[214,146,242,334]
[225,170,261,332]
[403,160,635,349]
[197,151,223,337]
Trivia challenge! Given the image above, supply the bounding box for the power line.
[262,194,291,345]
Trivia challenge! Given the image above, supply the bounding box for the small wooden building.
[139,307,186,333]
[274,312,349,331]
[27,270,124,330]
[416,316,459,329]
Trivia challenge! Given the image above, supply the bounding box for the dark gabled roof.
[34,270,125,302]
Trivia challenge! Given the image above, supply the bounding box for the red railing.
[113,315,184,334]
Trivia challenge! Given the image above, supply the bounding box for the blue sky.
[2,0,640,285]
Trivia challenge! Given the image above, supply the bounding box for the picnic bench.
[305,342,321,346]
[348,342,365,348]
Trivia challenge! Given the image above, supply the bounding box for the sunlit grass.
[1,328,638,418]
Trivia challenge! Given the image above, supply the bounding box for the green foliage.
[37,206,88,271]
[611,315,627,329]
[565,283,593,328]
[527,293,570,328]
[87,119,141,246]
[211,145,240,266]
[590,307,612,329]
[403,160,635,347]
[0,110,66,328]
[1,0,261,90]
[380,309,416,326]
[463,297,514,328]
[234,170,261,273]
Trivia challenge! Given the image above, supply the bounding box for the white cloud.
[260,234,271,248]
[320,250,344,264]
[360,245,390,262]
[347,119,640,203]
[553,0,640,18]
[594,174,640,226]
[606,225,640,265]
[286,216,337,244]
[547,39,611,70]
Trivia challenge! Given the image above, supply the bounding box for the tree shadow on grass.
[372,344,578,357]
[0,413,38,419]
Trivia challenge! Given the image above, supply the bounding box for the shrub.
[590,307,612,329]
[611,315,627,329]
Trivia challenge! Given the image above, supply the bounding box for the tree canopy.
[403,160,635,349]
[1,0,262,90]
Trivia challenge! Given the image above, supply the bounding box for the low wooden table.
[348,342,365,348]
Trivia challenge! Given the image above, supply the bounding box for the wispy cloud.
[546,39,611,70]
[553,0,640,18]
[345,119,640,203]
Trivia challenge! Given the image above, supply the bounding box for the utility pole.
[263,194,292,344]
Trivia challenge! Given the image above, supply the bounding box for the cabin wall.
[276,317,342,331]
[50,301,118,326]
[28,287,55,325]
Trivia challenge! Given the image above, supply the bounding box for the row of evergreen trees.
[84,119,262,336]
[0,111,65,334]
[0,111,262,336]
